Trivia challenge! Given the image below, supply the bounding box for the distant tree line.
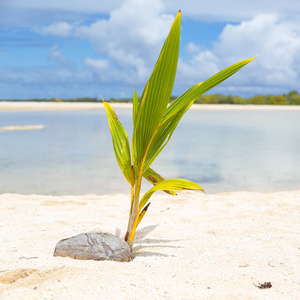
[193,90,300,105]
[111,91,300,105]
[1,91,299,105]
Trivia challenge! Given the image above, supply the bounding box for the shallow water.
[0,108,299,195]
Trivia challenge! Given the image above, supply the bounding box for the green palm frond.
[132,11,181,176]
[139,178,204,210]
[132,89,139,129]
[103,100,132,184]
[137,202,151,226]
[143,167,176,195]
[127,178,204,243]
[163,56,256,122]
[141,57,256,171]
[103,10,255,247]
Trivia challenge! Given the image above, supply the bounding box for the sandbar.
[1,101,300,111]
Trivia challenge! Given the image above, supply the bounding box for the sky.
[0,0,300,100]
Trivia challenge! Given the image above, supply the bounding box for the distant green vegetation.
[1,91,299,105]
[111,92,300,105]
[194,90,300,105]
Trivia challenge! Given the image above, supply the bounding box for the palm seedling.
[103,11,255,249]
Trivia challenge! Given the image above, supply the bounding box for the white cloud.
[3,0,120,14]
[216,15,300,88]
[74,0,174,84]
[35,8,300,96]
[48,45,74,68]
[163,0,300,22]
[177,52,219,87]
[0,67,90,85]
[3,0,300,98]
[84,57,109,70]
[3,0,300,22]
[84,57,111,82]
[174,14,300,95]
[35,0,174,86]
[0,65,97,99]
[38,22,72,37]
[185,42,202,55]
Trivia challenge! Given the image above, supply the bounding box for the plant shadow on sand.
[133,225,182,258]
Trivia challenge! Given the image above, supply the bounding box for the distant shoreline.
[1,101,300,111]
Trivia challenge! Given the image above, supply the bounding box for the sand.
[1,101,300,111]
[0,190,299,299]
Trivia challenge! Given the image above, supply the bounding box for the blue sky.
[1,0,300,99]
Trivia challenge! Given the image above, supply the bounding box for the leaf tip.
[177,10,182,20]
[245,55,258,64]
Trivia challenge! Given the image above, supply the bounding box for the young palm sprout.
[103,11,255,249]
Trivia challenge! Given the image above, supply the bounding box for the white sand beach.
[1,101,300,111]
[0,190,299,299]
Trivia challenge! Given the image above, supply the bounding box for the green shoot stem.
[125,183,135,242]
[126,172,142,248]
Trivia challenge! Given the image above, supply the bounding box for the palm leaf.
[143,102,193,172]
[143,167,176,195]
[141,57,256,171]
[163,56,256,122]
[132,89,139,129]
[132,11,181,175]
[128,178,204,243]
[139,178,204,210]
[137,202,151,226]
[103,100,132,184]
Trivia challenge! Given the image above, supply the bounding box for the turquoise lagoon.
[0,108,299,195]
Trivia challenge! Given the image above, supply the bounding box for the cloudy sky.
[1,0,300,99]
